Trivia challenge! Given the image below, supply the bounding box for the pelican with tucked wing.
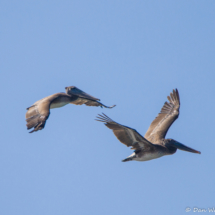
[26,86,115,133]
[96,89,200,162]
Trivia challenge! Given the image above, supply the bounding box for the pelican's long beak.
[67,87,100,101]
[173,141,201,154]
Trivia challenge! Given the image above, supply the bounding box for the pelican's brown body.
[26,86,115,133]
[96,89,200,162]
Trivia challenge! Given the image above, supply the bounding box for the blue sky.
[1,1,215,214]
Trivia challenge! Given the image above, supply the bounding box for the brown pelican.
[96,89,200,162]
[26,86,115,133]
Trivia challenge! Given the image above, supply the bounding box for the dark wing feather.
[70,97,116,108]
[144,89,180,143]
[96,113,154,151]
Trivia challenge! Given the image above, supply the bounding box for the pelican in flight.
[96,89,200,162]
[26,86,115,133]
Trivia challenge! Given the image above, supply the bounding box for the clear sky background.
[1,1,215,215]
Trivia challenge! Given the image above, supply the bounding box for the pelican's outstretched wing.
[71,98,116,108]
[96,113,154,151]
[26,93,71,133]
[144,89,180,143]
[66,86,116,108]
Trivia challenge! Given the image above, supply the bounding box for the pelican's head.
[65,86,99,101]
[165,139,201,154]
[65,86,77,94]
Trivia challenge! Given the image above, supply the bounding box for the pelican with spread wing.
[26,86,115,133]
[96,89,200,162]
